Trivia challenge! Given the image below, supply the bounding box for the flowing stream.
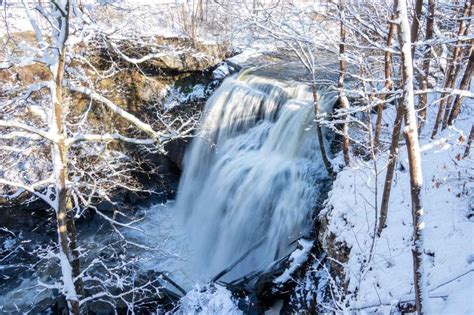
[173,72,336,283]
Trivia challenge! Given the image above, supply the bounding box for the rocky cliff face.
[0,32,233,209]
[106,35,231,73]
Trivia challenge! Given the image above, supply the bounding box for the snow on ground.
[176,284,241,315]
[0,1,186,38]
[1,2,32,34]
[322,103,473,313]
[226,48,263,67]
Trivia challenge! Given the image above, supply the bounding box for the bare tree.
[431,0,472,138]
[374,15,396,149]
[378,101,403,236]
[338,0,350,166]
[379,0,431,234]
[396,0,428,312]
[417,0,436,131]
[446,46,473,126]
[0,1,195,312]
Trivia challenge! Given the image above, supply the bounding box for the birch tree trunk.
[338,0,350,166]
[397,0,428,313]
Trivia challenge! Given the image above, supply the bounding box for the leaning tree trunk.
[432,0,471,138]
[374,16,396,149]
[447,46,474,126]
[311,83,334,178]
[338,0,350,166]
[397,0,428,313]
[378,99,404,236]
[417,0,436,131]
[377,8,400,236]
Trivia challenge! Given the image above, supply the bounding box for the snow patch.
[274,239,313,284]
[2,238,15,251]
[177,284,241,315]
[163,84,208,110]
[212,62,230,80]
[226,49,262,68]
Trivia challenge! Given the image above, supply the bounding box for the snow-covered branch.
[0,178,54,208]
[66,133,155,147]
[68,85,165,142]
[0,120,54,141]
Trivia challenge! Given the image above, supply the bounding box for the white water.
[174,73,336,282]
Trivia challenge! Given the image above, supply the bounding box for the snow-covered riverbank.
[320,104,473,313]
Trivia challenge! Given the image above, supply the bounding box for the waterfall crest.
[174,73,335,282]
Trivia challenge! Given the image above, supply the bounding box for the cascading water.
[174,72,335,282]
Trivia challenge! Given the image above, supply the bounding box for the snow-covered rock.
[176,284,241,315]
[212,62,231,80]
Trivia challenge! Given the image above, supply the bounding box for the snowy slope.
[322,104,473,313]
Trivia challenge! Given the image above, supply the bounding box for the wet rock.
[318,214,350,285]
[164,137,191,171]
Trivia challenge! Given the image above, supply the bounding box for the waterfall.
[174,73,335,282]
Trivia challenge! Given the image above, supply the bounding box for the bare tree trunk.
[464,124,474,158]
[191,0,197,45]
[432,0,471,138]
[378,99,404,236]
[338,0,350,166]
[447,46,473,126]
[53,61,80,315]
[311,84,334,178]
[417,0,436,131]
[442,5,472,130]
[397,0,428,313]
[67,204,84,303]
[410,0,423,57]
[374,16,396,149]
[377,8,400,236]
[441,50,471,129]
[199,0,203,21]
[51,2,80,313]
